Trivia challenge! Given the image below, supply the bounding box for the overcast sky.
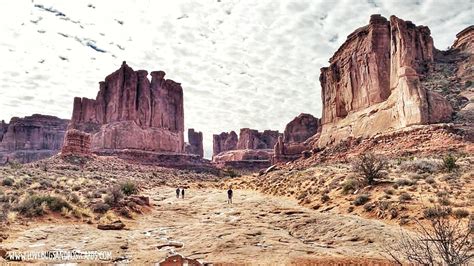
[0,0,472,158]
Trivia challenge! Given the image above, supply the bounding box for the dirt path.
[2,187,403,264]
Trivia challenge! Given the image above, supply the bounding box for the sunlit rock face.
[0,114,68,164]
[318,15,453,147]
[67,61,185,153]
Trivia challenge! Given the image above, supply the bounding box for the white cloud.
[0,0,472,158]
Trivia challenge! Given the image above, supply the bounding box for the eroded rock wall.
[318,15,453,146]
[0,114,69,164]
[67,62,185,153]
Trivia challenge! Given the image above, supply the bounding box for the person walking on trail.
[181,188,185,199]
[227,187,233,204]
[176,187,180,198]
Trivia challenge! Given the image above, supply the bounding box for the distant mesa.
[212,128,281,170]
[0,114,69,164]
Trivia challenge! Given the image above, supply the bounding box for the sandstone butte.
[212,128,281,169]
[317,14,454,146]
[0,114,69,164]
[61,61,204,160]
[273,113,320,164]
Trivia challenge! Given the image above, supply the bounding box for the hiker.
[181,188,185,199]
[176,187,180,198]
[227,187,233,204]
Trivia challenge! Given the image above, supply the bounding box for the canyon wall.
[0,114,69,164]
[66,61,185,154]
[318,15,453,146]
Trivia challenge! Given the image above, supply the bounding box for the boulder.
[97,220,125,230]
[61,129,91,156]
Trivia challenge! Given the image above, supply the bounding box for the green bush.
[15,195,72,217]
[423,206,451,220]
[120,181,138,196]
[354,194,370,206]
[342,179,359,194]
[1,178,14,186]
[399,192,412,202]
[452,209,470,219]
[442,154,458,172]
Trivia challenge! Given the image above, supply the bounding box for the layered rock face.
[0,114,69,164]
[67,62,185,154]
[184,129,203,157]
[273,113,320,163]
[213,131,238,155]
[213,128,282,169]
[61,129,92,156]
[318,15,453,146]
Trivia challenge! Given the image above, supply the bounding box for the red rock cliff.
[0,114,69,164]
[318,15,453,146]
[68,62,185,153]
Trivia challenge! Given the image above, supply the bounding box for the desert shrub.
[438,197,451,206]
[452,209,470,219]
[341,178,359,194]
[400,159,440,173]
[15,195,71,217]
[104,186,123,206]
[396,179,414,186]
[386,206,472,265]
[39,179,52,188]
[225,169,240,178]
[92,203,110,213]
[399,192,412,202]
[425,177,435,184]
[352,153,387,185]
[1,178,14,186]
[378,200,391,211]
[67,193,80,204]
[321,194,330,203]
[442,154,458,172]
[384,189,395,195]
[363,203,375,212]
[72,185,81,191]
[354,194,370,206]
[120,180,138,196]
[423,206,452,219]
[8,160,22,170]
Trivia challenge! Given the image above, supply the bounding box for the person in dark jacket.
[176,187,180,198]
[227,187,233,204]
[181,188,185,199]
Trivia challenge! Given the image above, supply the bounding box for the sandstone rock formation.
[213,131,238,155]
[0,114,69,164]
[273,113,320,163]
[67,62,184,154]
[61,129,91,156]
[212,128,282,169]
[318,15,453,146]
[185,128,203,157]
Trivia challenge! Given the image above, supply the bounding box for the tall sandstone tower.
[63,62,185,154]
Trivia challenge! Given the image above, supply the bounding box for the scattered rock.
[97,220,125,230]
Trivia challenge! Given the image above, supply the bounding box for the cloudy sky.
[0,0,472,157]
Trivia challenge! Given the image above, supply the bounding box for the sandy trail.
[2,187,403,264]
